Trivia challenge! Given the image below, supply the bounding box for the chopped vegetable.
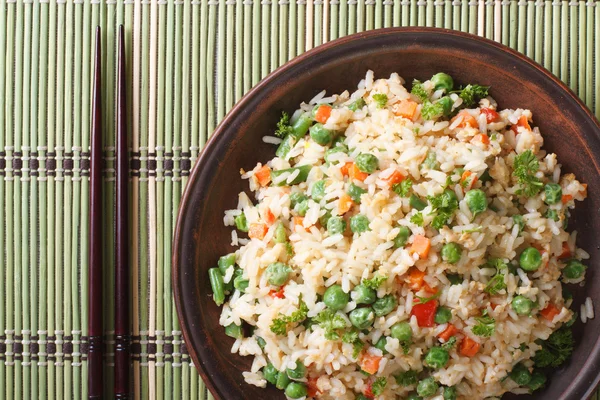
[527,370,547,392]
[460,170,478,191]
[480,107,500,123]
[348,97,366,111]
[390,321,412,342]
[359,353,382,375]
[408,268,426,291]
[441,242,462,264]
[393,178,413,197]
[513,150,543,197]
[291,113,313,139]
[410,212,424,226]
[484,273,507,295]
[434,307,452,324]
[472,133,490,145]
[347,183,367,203]
[372,295,398,317]
[540,303,560,322]
[511,295,534,316]
[424,346,450,369]
[271,165,312,186]
[410,235,431,259]
[431,72,454,92]
[451,110,478,128]
[562,259,586,280]
[372,93,388,108]
[254,165,271,186]
[509,363,532,386]
[472,312,495,337]
[421,151,439,170]
[225,323,243,339]
[355,153,379,174]
[417,377,439,397]
[519,247,542,271]
[269,298,309,335]
[464,189,488,218]
[309,123,333,145]
[411,80,429,102]
[274,111,294,138]
[314,309,348,340]
[437,324,458,342]
[234,213,248,232]
[456,84,489,107]
[248,223,268,240]
[218,253,236,274]
[428,189,459,229]
[341,329,365,358]
[262,363,279,385]
[327,216,347,235]
[459,336,480,357]
[350,214,370,234]
[544,183,563,205]
[421,100,445,120]
[383,170,405,187]
[314,104,332,124]
[395,99,419,119]
[352,285,377,305]
[338,193,354,215]
[362,274,388,290]
[371,377,387,396]
[209,268,225,306]
[409,194,427,211]
[393,226,411,248]
[411,299,438,327]
[323,284,349,311]
[285,382,308,399]
[395,370,418,386]
[266,262,292,286]
[533,326,574,368]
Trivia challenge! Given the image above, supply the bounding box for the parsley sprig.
[393,178,413,197]
[454,84,490,107]
[314,309,347,340]
[341,329,364,358]
[533,326,575,368]
[472,311,496,337]
[371,377,387,396]
[513,150,544,197]
[274,112,294,138]
[362,274,388,290]
[427,189,459,230]
[269,297,309,335]
[372,93,388,108]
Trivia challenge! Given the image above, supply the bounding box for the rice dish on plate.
[209,71,590,400]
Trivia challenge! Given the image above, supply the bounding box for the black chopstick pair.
[89,25,131,400]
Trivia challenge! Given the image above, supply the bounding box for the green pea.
[351,284,377,305]
[374,336,388,354]
[218,253,236,274]
[417,377,439,397]
[348,97,366,111]
[327,216,347,236]
[373,294,397,317]
[395,370,418,387]
[349,307,375,329]
[424,347,450,369]
[286,361,307,380]
[544,183,562,205]
[266,262,292,287]
[545,209,559,221]
[465,189,488,218]
[234,213,249,232]
[562,259,586,280]
[509,363,532,386]
[289,192,308,208]
[294,199,309,217]
[347,183,367,204]
[355,153,379,174]
[350,214,370,234]
[409,194,427,211]
[285,382,308,399]
[438,96,454,116]
[275,370,291,389]
[271,165,312,186]
[406,393,423,400]
[512,214,525,234]
[390,321,412,341]
[526,370,547,392]
[324,146,347,165]
[431,72,454,92]
[208,268,225,306]
[511,295,534,316]
[519,247,542,272]
[310,123,333,145]
[393,226,411,248]
[323,284,349,311]
[441,243,462,264]
[273,223,287,243]
[276,134,296,158]
[319,210,332,227]
[422,151,439,170]
[434,307,452,324]
[233,274,249,293]
[262,363,279,385]
[224,323,243,339]
[443,386,457,400]
[256,336,267,349]
[291,114,313,139]
[311,180,326,201]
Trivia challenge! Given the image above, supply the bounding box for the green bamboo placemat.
[0,0,599,399]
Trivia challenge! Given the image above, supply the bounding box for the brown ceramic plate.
[173,28,600,400]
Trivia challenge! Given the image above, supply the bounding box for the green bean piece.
[323,284,350,311]
[465,189,488,217]
[319,210,332,227]
[276,134,296,158]
[224,323,244,339]
[266,262,292,287]
[511,295,534,315]
[285,382,308,399]
[351,284,377,305]
[425,347,450,369]
[310,123,333,145]
[417,377,439,397]
[294,199,309,217]
[275,370,292,390]
[438,96,454,116]
[519,247,542,271]
[562,259,586,280]
[373,295,398,317]
[355,153,379,173]
[233,274,249,293]
[526,370,547,392]
[545,209,559,221]
[441,242,462,264]
[395,370,418,386]
[291,114,313,139]
[263,363,279,385]
[509,363,532,386]
[208,268,226,306]
[374,336,388,354]
[256,336,267,349]
[409,194,427,211]
[286,361,307,380]
[434,307,452,324]
[349,307,375,330]
[390,321,412,341]
[350,214,370,234]
[431,72,454,92]
[544,183,562,205]
[271,165,312,186]
[274,223,287,243]
[443,386,457,400]
[406,393,423,400]
[348,97,366,111]
[289,192,308,208]
[218,253,236,274]
[393,226,411,248]
[311,180,326,201]
[234,213,249,232]
[347,183,367,204]
[327,216,347,235]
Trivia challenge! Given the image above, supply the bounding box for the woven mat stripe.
[1,1,599,400]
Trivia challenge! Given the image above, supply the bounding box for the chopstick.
[115,24,131,399]
[88,26,104,400]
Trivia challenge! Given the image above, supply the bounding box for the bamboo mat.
[0,0,599,399]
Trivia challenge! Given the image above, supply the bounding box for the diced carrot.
[407,268,426,291]
[540,303,560,322]
[460,170,479,191]
[410,235,431,259]
[490,303,499,311]
[263,208,276,225]
[510,115,531,134]
[423,283,437,295]
[437,324,458,342]
[559,242,572,259]
[395,99,418,119]
[314,104,332,124]
[349,163,369,182]
[383,170,405,187]
[338,193,354,215]
[359,353,382,375]
[480,107,500,123]
[254,165,271,187]
[269,286,285,299]
[248,223,268,240]
[562,194,573,204]
[451,110,478,128]
[307,376,321,397]
[459,336,480,357]
[340,162,352,177]
[472,133,490,145]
